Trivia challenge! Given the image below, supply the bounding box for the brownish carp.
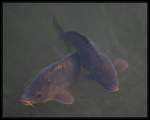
[20,52,80,106]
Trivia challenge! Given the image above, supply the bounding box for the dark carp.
[52,16,128,92]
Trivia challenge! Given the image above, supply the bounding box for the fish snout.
[105,83,119,92]
[110,85,119,92]
[19,99,33,106]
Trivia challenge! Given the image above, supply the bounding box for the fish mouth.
[110,86,119,92]
[104,84,119,92]
[108,85,119,92]
[19,99,33,106]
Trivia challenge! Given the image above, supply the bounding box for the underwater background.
[3,3,147,117]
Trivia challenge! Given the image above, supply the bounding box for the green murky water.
[3,3,147,117]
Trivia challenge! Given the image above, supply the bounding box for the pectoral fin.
[112,58,128,73]
[54,89,74,104]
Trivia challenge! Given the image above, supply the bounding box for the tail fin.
[52,16,76,55]
[52,16,64,35]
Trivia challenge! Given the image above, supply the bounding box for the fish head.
[95,62,119,92]
[20,71,74,106]
[101,77,119,92]
[20,76,53,106]
[19,64,62,106]
[100,58,128,92]
[20,53,79,106]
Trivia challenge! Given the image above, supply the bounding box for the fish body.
[52,17,119,91]
[20,52,80,105]
[63,32,119,91]
[20,16,128,106]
